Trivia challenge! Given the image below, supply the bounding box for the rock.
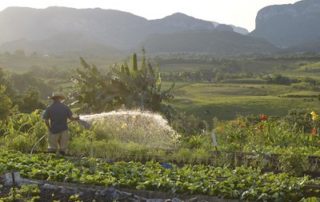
[172,198,183,202]
[3,172,22,186]
[251,0,320,50]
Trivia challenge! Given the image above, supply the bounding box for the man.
[43,93,78,155]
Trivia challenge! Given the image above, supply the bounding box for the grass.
[280,91,319,97]
[296,62,320,72]
[175,83,292,96]
[167,82,320,120]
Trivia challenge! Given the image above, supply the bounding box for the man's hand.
[70,115,80,121]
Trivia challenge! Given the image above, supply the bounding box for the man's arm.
[44,119,51,130]
[67,107,79,121]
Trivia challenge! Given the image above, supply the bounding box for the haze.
[0,0,300,31]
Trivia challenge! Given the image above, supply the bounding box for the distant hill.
[0,33,121,56]
[143,30,277,56]
[0,7,272,56]
[251,0,320,49]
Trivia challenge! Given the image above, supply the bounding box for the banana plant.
[73,52,174,113]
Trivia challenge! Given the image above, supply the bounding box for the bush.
[15,88,46,113]
[264,74,299,85]
[170,112,208,136]
[1,111,47,152]
[0,85,13,120]
[285,109,313,133]
[215,114,320,155]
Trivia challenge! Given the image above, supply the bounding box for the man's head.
[49,92,65,102]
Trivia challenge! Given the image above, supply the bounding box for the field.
[3,53,320,120]
[168,82,320,121]
[1,54,320,201]
[157,56,320,122]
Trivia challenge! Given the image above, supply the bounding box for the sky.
[0,0,300,31]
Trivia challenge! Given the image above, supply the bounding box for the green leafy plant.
[72,52,174,113]
[0,184,40,202]
[0,85,13,120]
[0,151,318,201]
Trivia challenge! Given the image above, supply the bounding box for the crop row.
[0,150,319,201]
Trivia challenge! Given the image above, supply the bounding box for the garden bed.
[0,172,238,202]
[1,151,320,201]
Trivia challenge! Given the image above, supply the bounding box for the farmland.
[168,82,320,121]
[1,0,320,200]
[157,55,320,122]
[1,150,320,201]
[1,53,320,201]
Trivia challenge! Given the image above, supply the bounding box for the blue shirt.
[43,101,72,134]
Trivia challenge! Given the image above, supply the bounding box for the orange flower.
[259,114,268,121]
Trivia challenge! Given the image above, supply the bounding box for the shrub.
[1,111,47,152]
[170,112,208,136]
[0,85,13,120]
[215,114,320,155]
[171,148,193,163]
[285,109,313,133]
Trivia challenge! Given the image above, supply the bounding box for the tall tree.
[0,68,15,98]
[16,88,46,113]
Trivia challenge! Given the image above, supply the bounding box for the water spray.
[80,110,179,149]
[31,110,178,154]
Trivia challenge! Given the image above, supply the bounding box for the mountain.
[251,0,320,49]
[230,26,249,35]
[211,22,248,35]
[0,7,149,51]
[150,13,216,32]
[0,7,272,56]
[142,30,277,56]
